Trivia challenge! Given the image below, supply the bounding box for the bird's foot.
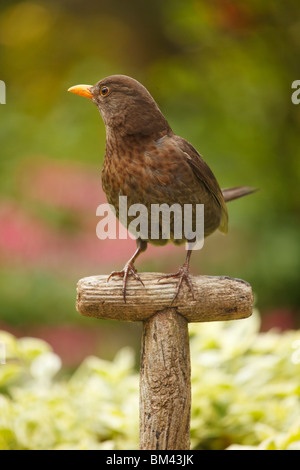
[158,263,195,304]
[107,262,145,303]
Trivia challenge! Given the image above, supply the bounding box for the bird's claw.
[107,262,145,303]
[158,264,195,304]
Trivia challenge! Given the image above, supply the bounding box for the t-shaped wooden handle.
[76,273,253,450]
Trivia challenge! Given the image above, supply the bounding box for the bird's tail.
[222,186,258,202]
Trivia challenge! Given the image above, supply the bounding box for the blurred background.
[0,0,299,366]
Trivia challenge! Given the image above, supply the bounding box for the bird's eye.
[100,86,110,97]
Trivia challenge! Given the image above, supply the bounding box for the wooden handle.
[140,309,191,450]
[76,271,253,450]
[76,273,253,323]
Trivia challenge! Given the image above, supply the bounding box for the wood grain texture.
[76,273,253,323]
[76,271,254,450]
[139,309,191,450]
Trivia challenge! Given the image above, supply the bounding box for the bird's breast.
[101,140,222,241]
[102,144,195,207]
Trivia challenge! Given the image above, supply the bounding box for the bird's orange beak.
[68,84,93,99]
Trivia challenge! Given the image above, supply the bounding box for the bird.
[68,75,256,303]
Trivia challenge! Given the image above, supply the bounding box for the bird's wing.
[173,136,228,233]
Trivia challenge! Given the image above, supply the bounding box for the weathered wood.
[139,309,191,450]
[76,271,253,450]
[76,273,253,323]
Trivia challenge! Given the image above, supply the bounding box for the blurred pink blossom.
[20,159,104,211]
[0,159,176,272]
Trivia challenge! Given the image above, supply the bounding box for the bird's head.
[68,75,171,138]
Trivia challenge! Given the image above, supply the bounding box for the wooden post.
[76,273,253,450]
[139,309,191,450]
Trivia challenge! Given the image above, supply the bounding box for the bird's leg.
[158,249,194,304]
[107,239,147,302]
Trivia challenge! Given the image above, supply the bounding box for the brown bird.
[68,75,256,302]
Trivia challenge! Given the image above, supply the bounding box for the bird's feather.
[173,136,228,233]
[222,186,258,202]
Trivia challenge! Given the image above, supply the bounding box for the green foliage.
[0,0,300,327]
[1,312,300,450]
[0,331,139,450]
[189,313,300,450]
